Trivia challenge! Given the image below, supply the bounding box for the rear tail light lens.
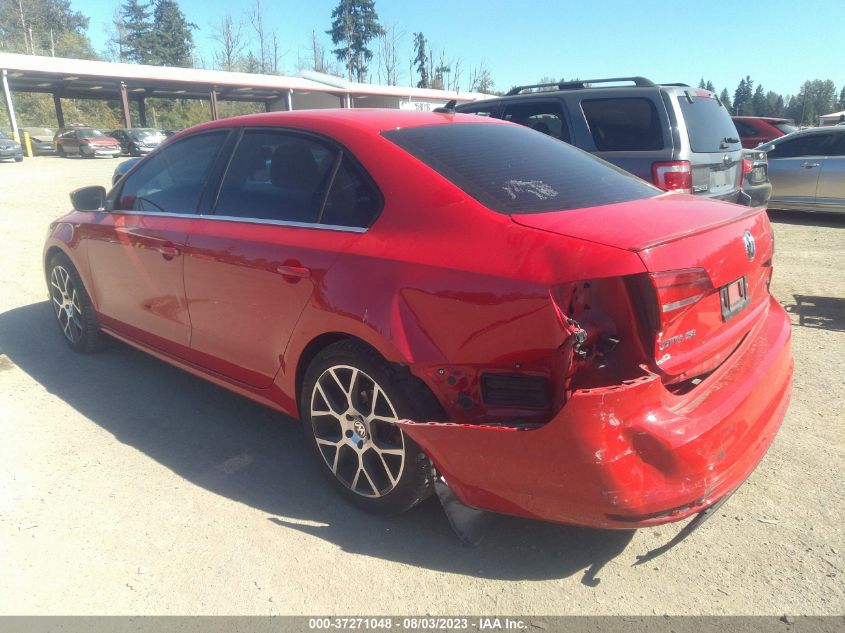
[649,268,713,329]
[739,158,753,187]
[652,161,692,193]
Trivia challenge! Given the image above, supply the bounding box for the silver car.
[759,127,845,213]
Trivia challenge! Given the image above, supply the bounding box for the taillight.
[648,268,713,329]
[739,158,753,187]
[652,161,692,193]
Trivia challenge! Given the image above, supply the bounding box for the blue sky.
[79,0,844,97]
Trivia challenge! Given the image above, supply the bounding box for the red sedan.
[44,110,792,530]
[732,116,796,149]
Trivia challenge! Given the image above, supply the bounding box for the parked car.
[54,127,121,158]
[111,157,142,186]
[741,148,772,208]
[758,126,845,213]
[456,77,749,205]
[108,128,166,156]
[0,130,24,162]
[732,116,796,149]
[21,127,57,155]
[45,110,792,531]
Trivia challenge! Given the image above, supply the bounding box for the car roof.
[187,109,509,136]
[732,116,790,123]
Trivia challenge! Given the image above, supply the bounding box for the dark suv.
[456,76,751,205]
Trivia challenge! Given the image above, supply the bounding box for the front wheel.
[14,156,22,162]
[47,253,104,353]
[301,340,436,515]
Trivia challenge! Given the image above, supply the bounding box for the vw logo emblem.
[743,230,756,261]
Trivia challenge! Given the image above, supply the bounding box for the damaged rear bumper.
[398,296,793,529]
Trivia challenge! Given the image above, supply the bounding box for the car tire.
[14,156,22,162]
[301,339,438,515]
[57,145,65,157]
[47,252,104,353]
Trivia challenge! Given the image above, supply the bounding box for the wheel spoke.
[361,467,380,496]
[375,450,397,487]
[313,382,339,415]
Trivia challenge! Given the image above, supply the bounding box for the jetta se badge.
[743,230,756,261]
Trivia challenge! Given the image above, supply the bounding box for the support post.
[209,90,219,120]
[285,88,293,112]
[1,69,20,141]
[119,81,131,128]
[137,97,147,127]
[53,93,64,128]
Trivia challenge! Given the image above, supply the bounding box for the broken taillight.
[648,268,713,329]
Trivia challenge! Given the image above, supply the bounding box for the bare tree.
[468,60,494,94]
[449,57,463,92]
[248,0,267,73]
[104,7,128,62]
[210,13,244,71]
[376,23,402,86]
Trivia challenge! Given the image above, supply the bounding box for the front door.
[85,130,230,356]
[767,133,834,206]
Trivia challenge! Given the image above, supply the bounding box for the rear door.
[674,94,743,201]
[814,132,845,210]
[767,133,833,207]
[86,129,230,355]
[183,128,379,388]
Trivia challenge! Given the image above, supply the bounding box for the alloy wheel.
[50,265,84,344]
[310,365,406,498]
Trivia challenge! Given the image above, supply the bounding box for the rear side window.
[773,122,797,135]
[676,96,741,153]
[382,123,658,215]
[117,131,228,213]
[733,120,758,137]
[215,130,337,223]
[457,104,499,118]
[320,155,382,228]
[502,101,571,143]
[581,98,664,151]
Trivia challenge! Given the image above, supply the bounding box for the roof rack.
[506,76,656,96]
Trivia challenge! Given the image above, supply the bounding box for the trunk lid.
[512,194,774,381]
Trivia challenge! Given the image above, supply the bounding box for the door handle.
[802,162,820,169]
[158,245,181,260]
[277,264,311,281]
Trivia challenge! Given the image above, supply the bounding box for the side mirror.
[69,185,106,212]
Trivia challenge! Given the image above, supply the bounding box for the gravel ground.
[0,156,842,615]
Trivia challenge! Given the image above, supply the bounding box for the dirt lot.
[0,156,842,615]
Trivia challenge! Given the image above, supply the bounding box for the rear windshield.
[382,123,658,214]
[677,96,741,153]
[773,122,797,135]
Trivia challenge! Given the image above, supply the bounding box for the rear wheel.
[301,340,435,515]
[47,253,104,353]
[57,145,65,157]
[14,156,22,162]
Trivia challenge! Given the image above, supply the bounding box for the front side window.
[116,131,228,213]
[502,101,571,143]
[582,97,664,151]
[383,122,658,215]
[769,134,833,158]
[773,122,797,135]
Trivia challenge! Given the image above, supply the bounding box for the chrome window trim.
[106,210,367,234]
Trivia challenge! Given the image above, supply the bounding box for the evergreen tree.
[838,86,845,110]
[149,0,195,67]
[326,0,385,82]
[698,78,706,89]
[733,76,754,115]
[719,88,732,113]
[0,0,95,57]
[705,80,715,92]
[413,32,429,88]
[119,0,153,63]
[751,84,767,116]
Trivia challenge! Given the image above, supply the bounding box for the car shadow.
[0,301,636,583]
[767,209,845,228]
[783,295,845,333]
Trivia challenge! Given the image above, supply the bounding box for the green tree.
[751,84,767,116]
[733,76,754,115]
[149,0,195,67]
[838,86,845,110]
[698,78,706,89]
[719,88,732,113]
[119,0,153,63]
[412,32,429,88]
[705,80,715,93]
[327,0,385,82]
[786,79,837,125]
[0,0,95,58]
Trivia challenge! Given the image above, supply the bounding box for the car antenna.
[433,99,457,114]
